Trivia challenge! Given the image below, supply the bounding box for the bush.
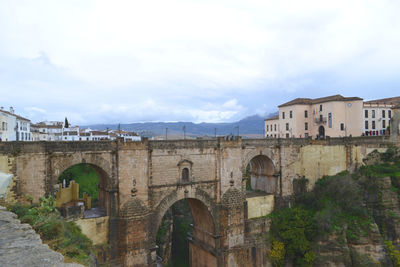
[385,240,400,267]
[270,240,285,267]
[270,207,316,266]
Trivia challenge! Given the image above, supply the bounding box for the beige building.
[363,96,400,136]
[265,95,364,138]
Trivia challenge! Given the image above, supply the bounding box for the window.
[286,123,289,131]
[320,114,323,122]
[372,110,375,118]
[340,123,345,131]
[290,111,293,118]
[305,133,309,138]
[365,110,368,118]
[382,120,386,128]
[365,121,369,130]
[389,110,392,118]
[382,110,386,118]
[372,121,375,129]
[182,168,189,182]
[304,110,308,118]
[305,122,308,130]
[274,124,276,131]
[282,112,285,119]
[267,125,269,132]
[319,105,323,112]
[286,133,289,138]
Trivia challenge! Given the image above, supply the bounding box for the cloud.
[0,0,399,124]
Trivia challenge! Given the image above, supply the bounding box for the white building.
[363,96,400,136]
[16,114,32,141]
[110,130,141,141]
[0,107,17,141]
[0,107,31,141]
[32,121,63,141]
[61,126,80,141]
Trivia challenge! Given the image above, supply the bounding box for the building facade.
[265,95,364,138]
[362,96,400,136]
[0,107,30,141]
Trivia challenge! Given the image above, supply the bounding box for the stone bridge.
[0,136,397,266]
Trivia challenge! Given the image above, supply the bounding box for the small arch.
[177,159,193,183]
[56,162,113,216]
[246,155,277,194]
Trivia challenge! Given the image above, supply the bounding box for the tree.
[64,117,69,128]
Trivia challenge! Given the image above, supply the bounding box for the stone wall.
[75,216,109,245]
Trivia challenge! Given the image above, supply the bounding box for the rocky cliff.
[0,206,83,267]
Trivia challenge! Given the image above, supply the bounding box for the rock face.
[0,206,83,267]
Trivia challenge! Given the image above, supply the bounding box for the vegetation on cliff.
[269,146,400,266]
[7,196,93,265]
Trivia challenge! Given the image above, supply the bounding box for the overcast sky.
[1,0,399,125]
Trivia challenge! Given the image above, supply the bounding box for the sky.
[1,0,400,125]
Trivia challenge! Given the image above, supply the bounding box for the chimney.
[10,107,14,114]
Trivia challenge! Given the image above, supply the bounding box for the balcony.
[314,117,327,124]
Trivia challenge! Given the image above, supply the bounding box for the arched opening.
[155,198,216,267]
[57,163,109,218]
[246,155,276,194]
[319,125,325,139]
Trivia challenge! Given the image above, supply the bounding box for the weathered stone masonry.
[0,136,397,266]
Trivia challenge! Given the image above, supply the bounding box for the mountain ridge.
[83,113,278,137]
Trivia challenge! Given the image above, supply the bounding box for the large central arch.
[151,190,218,267]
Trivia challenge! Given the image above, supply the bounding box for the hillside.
[83,113,278,138]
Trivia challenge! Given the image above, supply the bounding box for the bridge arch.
[151,189,217,266]
[51,154,115,216]
[246,154,278,194]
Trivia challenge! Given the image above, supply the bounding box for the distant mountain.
[83,112,278,138]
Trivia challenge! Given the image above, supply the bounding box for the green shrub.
[270,240,285,267]
[385,240,400,267]
[270,207,316,266]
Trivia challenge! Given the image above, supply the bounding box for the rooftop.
[0,109,31,122]
[364,96,400,105]
[264,115,279,121]
[278,94,363,107]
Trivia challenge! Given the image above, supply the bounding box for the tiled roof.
[264,115,279,121]
[364,96,400,105]
[0,109,30,121]
[278,94,363,107]
[90,131,108,135]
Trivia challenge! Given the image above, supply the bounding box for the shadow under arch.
[247,154,277,194]
[151,191,218,266]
